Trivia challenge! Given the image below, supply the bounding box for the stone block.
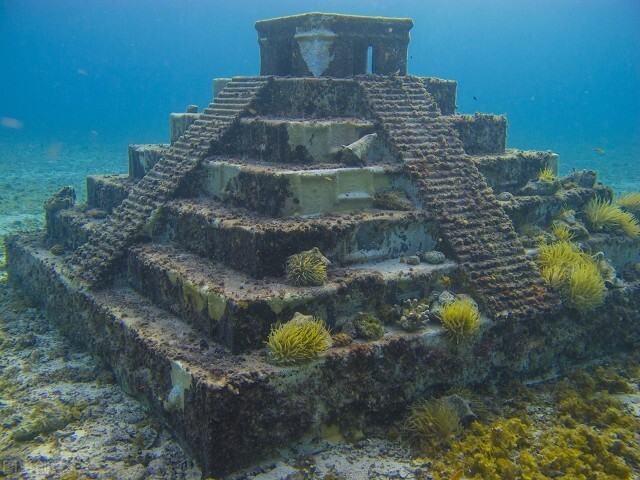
[169,113,200,144]
[213,77,231,98]
[201,160,404,216]
[128,144,167,179]
[449,113,507,154]
[87,174,133,211]
[475,149,559,193]
[421,77,457,115]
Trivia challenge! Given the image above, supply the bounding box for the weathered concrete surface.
[128,244,451,352]
[448,113,507,155]
[256,13,412,77]
[6,232,640,477]
[475,149,559,193]
[86,174,133,212]
[128,144,167,179]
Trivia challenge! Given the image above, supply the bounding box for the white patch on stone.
[165,360,192,412]
[295,28,337,77]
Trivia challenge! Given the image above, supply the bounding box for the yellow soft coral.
[439,298,481,343]
[583,196,640,237]
[266,313,331,364]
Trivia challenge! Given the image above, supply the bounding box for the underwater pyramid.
[5,12,639,477]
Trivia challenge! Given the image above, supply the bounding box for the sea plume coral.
[285,247,330,286]
[583,196,640,237]
[266,313,331,364]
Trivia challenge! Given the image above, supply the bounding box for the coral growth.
[354,312,384,340]
[404,398,463,449]
[285,247,330,287]
[430,365,640,480]
[564,262,605,313]
[549,223,575,243]
[583,196,640,237]
[536,240,606,312]
[617,192,640,215]
[438,298,481,343]
[331,332,353,347]
[537,166,557,181]
[396,298,430,332]
[266,312,332,364]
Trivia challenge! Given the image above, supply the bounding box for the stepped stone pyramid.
[11,12,639,477]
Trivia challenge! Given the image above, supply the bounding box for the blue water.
[0,0,639,230]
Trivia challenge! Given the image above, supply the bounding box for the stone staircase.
[72,76,272,288]
[356,75,559,321]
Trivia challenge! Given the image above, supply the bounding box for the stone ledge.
[162,198,437,277]
[129,243,454,352]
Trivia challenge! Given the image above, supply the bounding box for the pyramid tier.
[128,243,455,352]
[161,198,437,276]
[7,231,640,478]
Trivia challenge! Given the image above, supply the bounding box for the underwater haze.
[0,0,639,238]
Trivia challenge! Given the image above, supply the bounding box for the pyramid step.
[86,174,133,211]
[224,116,378,164]
[128,243,457,352]
[199,158,405,217]
[161,198,437,278]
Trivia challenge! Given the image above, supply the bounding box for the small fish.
[593,147,605,154]
[449,469,464,480]
[473,96,478,101]
[0,117,24,129]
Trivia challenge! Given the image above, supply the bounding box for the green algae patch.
[207,291,227,321]
[182,280,207,313]
[266,291,314,315]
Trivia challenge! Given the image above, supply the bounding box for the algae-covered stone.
[354,312,384,340]
[519,179,560,196]
[373,190,414,211]
[406,255,420,266]
[419,250,446,265]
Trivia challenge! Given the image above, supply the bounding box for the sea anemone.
[550,224,575,243]
[583,197,640,237]
[538,166,557,182]
[617,192,640,215]
[404,398,463,444]
[536,241,591,271]
[266,313,332,364]
[564,262,605,313]
[439,298,481,343]
[285,247,330,286]
[541,265,567,291]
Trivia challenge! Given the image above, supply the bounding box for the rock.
[442,394,477,426]
[186,105,199,113]
[561,169,597,189]
[419,250,446,264]
[519,179,560,196]
[405,255,420,265]
[50,244,65,256]
[43,186,75,214]
[497,191,513,201]
[339,133,377,166]
[373,190,414,211]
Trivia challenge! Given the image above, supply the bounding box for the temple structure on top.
[6,12,639,479]
[256,12,413,77]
